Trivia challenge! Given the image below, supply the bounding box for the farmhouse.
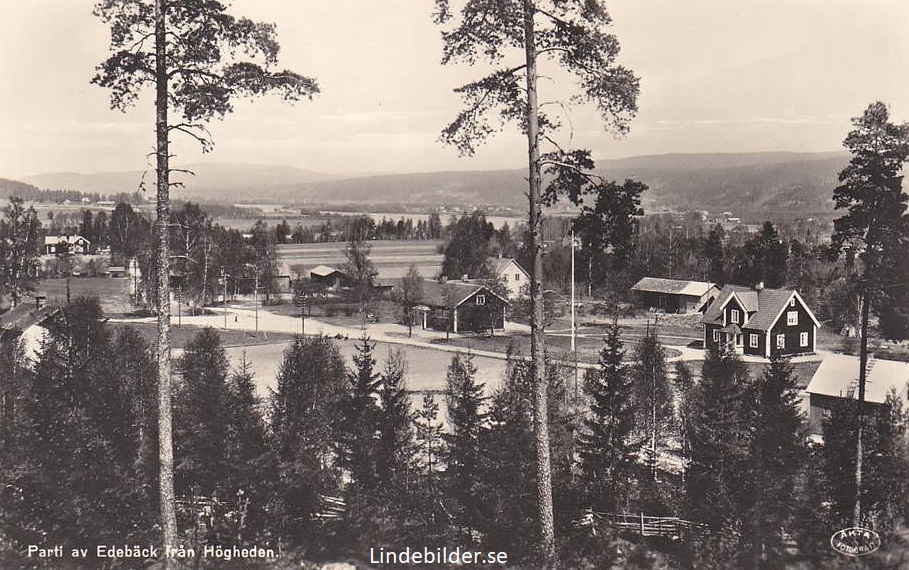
[415,280,507,334]
[309,265,350,291]
[702,284,820,358]
[488,257,530,299]
[631,277,717,314]
[44,235,90,255]
[804,354,909,433]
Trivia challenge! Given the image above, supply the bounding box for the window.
[476,294,486,306]
[749,334,759,348]
[502,274,508,282]
[790,298,796,307]
[800,332,809,347]
[776,334,785,349]
[736,334,742,346]
[730,309,739,324]
[787,311,798,326]
[713,329,721,342]
[515,273,521,281]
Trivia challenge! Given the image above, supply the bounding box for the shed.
[631,277,717,314]
[804,353,909,433]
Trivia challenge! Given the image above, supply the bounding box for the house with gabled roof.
[487,257,530,299]
[44,235,90,255]
[415,279,507,333]
[631,277,718,314]
[702,283,820,358]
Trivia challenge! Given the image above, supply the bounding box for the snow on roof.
[806,353,909,405]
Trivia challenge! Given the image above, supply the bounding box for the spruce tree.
[338,335,381,493]
[224,353,268,541]
[480,354,537,554]
[174,327,231,498]
[267,335,347,544]
[376,348,415,492]
[821,392,909,532]
[746,354,806,568]
[687,345,753,532]
[578,321,638,513]
[7,299,152,558]
[443,352,487,542]
[413,393,448,541]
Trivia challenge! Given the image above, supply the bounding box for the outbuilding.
[631,277,717,314]
[804,354,909,433]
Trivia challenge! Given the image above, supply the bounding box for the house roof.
[631,277,715,297]
[44,235,90,246]
[806,353,909,405]
[310,265,340,278]
[419,280,508,308]
[702,284,820,331]
[488,257,528,278]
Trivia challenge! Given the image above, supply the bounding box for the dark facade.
[703,285,818,358]
[418,281,507,333]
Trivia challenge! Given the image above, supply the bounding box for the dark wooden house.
[702,284,820,358]
[415,280,507,334]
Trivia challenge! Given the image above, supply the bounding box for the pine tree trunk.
[522,2,555,565]
[853,289,870,527]
[155,0,178,561]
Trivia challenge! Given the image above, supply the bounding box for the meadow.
[278,239,444,280]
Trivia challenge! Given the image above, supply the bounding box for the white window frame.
[476,294,486,306]
[713,329,721,342]
[776,334,785,349]
[800,332,809,347]
[790,298,796,307]
[749,334,759,348]
[730,309,739,324]
[787,311,798,326]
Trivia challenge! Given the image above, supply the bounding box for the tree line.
[2,301,906,568]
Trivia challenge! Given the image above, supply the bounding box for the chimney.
[462,274,469,281]
[754,281,764,291]
[440,276,448,283]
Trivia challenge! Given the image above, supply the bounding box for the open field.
[278,239,443,280]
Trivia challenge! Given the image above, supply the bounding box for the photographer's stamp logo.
[830,527,881,557]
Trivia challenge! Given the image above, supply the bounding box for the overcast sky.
[0,0,907,179]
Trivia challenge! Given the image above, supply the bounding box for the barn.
[631,277,717,314]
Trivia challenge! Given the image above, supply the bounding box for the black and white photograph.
[1,1,908,568]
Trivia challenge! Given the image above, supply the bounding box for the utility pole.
[221,269,228,330]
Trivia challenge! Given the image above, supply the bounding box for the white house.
[488,257,530,299]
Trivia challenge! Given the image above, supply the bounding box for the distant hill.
[21,163,339,197]
[592,152,849,218]
[0,177,43,199]
[7,151,852,218]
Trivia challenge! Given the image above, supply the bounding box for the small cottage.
[415,280,507,334]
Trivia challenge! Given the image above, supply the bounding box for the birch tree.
[93,0,318,557]
[433,1,639,562]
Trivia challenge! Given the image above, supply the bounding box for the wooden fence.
[576,511,708,540]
